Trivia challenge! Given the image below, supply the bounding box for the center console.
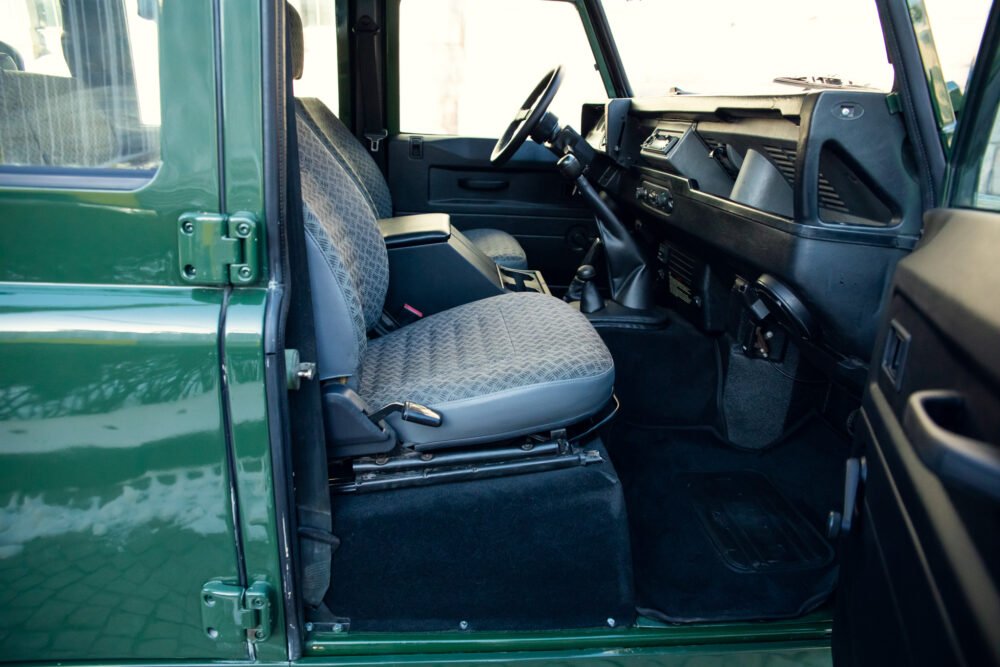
[379,213,549,317]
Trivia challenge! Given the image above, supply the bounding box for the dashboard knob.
[653,191,673,211]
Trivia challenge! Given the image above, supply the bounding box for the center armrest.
[378,213,452,249]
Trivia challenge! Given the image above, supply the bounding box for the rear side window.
[0,0,160,173]
[397,0,606,137]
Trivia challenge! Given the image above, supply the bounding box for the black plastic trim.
[874,0,946,206]
[636,169,917,249]
[260,0,303,660]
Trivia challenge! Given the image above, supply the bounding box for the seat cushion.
[359,292,614,449]
[461,228,529,270]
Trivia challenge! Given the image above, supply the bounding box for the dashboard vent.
[763,144,854,215]
[665,243,697,305]
[703,137,725,153]
[818,174,850,213]
[761,145,797,184]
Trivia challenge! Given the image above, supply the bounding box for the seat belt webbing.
[353,10,387,172]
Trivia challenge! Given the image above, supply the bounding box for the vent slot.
[761,144,797,184]
[817,143,894,226]
[818,174,850,213]
[666,243,696,305]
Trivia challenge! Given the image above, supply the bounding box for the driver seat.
[288,4,528,270]
[298,97,615,450]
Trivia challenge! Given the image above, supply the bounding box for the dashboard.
[580,91,924,368]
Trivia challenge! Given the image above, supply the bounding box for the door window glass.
[0,0,160,172]
[290,0,340,113]
[921,0,992,97]
[398,0,606,137]
[971,108,1000,210]
[907,0,991,147]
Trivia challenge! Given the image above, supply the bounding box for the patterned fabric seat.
[298,101,615,450]
[360,292,614,448]
[287,5,528,270]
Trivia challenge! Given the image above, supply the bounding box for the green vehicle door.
[0,0,279,662]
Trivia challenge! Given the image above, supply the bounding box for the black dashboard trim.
[635,168,919,251]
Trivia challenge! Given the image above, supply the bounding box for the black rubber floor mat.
[684,471,833,574]
[607,420,844,623]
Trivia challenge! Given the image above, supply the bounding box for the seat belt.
[353,3,387,172]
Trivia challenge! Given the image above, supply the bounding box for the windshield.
[602,0,896,96]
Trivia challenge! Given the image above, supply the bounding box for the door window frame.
[906,0,959,151]
[945,1,1000,208]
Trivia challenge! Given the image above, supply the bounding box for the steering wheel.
[490,66,563,166]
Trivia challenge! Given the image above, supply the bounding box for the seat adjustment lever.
[369,401,443,427]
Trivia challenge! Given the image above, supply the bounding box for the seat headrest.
[287,3,304,80]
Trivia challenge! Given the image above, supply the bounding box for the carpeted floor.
[605,417,847,622]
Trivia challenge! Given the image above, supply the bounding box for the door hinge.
[201,580,274,644]
[178,212,260,285]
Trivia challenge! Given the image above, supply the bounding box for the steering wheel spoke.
[490,66,564,166]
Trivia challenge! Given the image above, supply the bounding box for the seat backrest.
[286,2,393,219]
[298,116,390,382]
[296,98,394,219]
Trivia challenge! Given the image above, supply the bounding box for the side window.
[910,0,992,146]
[0,0,160,172]
[289,0,340,112]
[971,108,1000,210]
[398,0,606,137]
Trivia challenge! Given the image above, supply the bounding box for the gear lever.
[557,154,654,310]
[575,264,605,314]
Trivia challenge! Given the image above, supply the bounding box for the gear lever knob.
[575,264,596,282]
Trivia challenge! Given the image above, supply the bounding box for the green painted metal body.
[304,613,832,661]
[0,284,241,660]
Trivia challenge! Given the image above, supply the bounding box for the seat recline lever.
[369,401,443,427]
